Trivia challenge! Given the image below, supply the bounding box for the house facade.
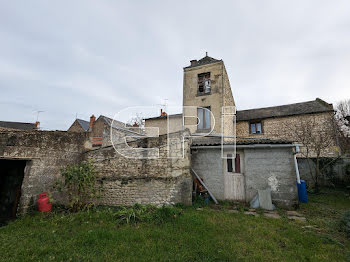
[145,55,299,208]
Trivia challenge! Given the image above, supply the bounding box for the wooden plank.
[191,169,218,204]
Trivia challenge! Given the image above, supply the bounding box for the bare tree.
[280,114,337,192]
[127,113,145,133]
[335,99,350,156]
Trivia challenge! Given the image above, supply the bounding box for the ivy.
[54,160,102,212]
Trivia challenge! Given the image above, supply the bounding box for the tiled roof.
[144,113,183,121]
[236,98,333,122]
[191,136,292,147]
[0,121,36,130]
[184,55,221,69]
[76,119,90,131]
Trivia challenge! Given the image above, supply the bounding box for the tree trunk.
[314,157,320,193]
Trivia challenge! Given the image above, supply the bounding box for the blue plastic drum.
[297,180,308,203]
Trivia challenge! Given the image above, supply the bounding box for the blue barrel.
[297,180,308,203]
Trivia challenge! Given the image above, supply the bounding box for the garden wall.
[84,130,193,206]
[0,129,90,213]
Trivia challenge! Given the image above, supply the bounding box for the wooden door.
[224,152,245,201]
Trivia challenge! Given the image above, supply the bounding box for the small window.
[198,73,211,95]
[197,107,211,130]
[227,154,233,172]
[250,121,262,134]
[227,153,241,173]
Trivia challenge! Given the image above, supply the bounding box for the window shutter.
[235,154,241,173]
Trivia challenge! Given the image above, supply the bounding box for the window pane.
[256,122,262,134]
[227,154,233,172]
[204,79,211,93]
[197,108,203,129]
[204,108,210,129]
[251,123,256,134]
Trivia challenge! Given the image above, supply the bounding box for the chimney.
[89,114,96,129]
[190,60,197,66]
[34,121,40,129]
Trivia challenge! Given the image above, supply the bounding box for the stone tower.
[183,54,235,138]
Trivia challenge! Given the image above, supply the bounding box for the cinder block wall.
[84,130,193,206]
[191,148,224,200]
[191,146,298,208]
[244,147,298,208]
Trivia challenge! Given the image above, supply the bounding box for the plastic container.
[37,192,52,212]
[297,180,308,203]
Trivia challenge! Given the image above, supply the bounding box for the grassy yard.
[0,189,349,262]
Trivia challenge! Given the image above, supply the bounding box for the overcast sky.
[1,1,349,130]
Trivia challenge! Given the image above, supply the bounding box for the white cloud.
[0,0,349,129]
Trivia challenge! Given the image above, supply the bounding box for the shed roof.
[191,136,292,147]
[236,98,333,122]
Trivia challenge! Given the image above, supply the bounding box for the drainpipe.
[294,145,301,184]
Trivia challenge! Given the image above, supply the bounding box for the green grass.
[0,189,349,262]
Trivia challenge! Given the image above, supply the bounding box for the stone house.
[1,54,315,222]
[67,119,90,132]
[235,98,337,158]
[68,114,144,147]
[0,120,40,131]
[145,54,299,208]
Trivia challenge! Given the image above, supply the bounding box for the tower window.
[198,73,211,95]
[197,107,211,130]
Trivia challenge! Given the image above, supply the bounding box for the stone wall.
[84,130,192,206]
[0,129,90,213]
[145,115,183,136]
[67,120,85,132]
[183,61,234,135]
[236,112,338,158]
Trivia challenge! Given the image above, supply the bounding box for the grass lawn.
[0,189,349,262]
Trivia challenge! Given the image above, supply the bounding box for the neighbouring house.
[68,115,144,147]
[0,120,40,131]
[67,119,90,132]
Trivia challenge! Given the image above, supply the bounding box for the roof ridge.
[237,98,328,112]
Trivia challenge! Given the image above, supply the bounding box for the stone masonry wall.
[183,61,226,135]
[145,115,183,136]
[236,112,338,158]
[84,130,192,206]
[0,129,90,213]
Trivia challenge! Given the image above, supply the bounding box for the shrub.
[113,204,182,225]
[341,210,350,238]
[54,160,102,212]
